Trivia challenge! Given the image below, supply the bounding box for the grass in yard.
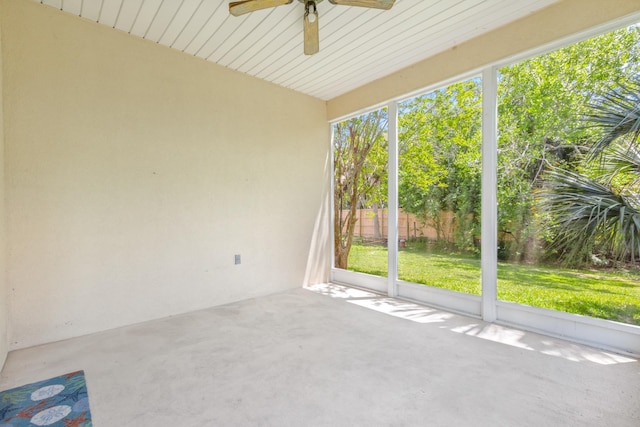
[347,244,389,278]
[346,243,640,325]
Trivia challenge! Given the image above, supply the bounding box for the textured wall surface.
[3,0,330,349]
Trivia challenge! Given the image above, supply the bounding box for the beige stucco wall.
[327,0,640,120]
[0,0,7,368]
[2,0,330,349]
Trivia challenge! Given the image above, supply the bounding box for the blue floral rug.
[0,370,92,426]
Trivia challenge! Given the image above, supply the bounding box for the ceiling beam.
[327,0,640,120]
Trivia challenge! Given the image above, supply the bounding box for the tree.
[541,79,640,265]
[398,79,482,251]
[497,26,640,262]
[333,26,640,268]
[333,109,388,269]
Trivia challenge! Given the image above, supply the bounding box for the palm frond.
[540,167,640,263]
[586,79,640,159]
[597,141,640,192]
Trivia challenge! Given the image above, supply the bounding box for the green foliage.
[396,27,640,262]
[586,79,640,157]
[336,26,640,326]
[333,109,388,268]
[398,79,482,251]
[541,79,640,265]
[335,25,640,268]
[542,166,640,264]
[334,109,389,211]
[497,25,640,264]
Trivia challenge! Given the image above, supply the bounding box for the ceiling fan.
[229,0,396,55]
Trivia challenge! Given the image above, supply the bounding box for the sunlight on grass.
[347,244,388,277]
[346,243,640,325]
[400,250,482,295]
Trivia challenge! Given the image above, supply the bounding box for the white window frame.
[330,14,640,357]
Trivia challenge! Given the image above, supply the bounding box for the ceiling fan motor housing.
[230,0,395,55]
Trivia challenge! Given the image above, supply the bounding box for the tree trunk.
[334,192,359,270]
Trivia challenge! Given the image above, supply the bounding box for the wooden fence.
[340,209,455,242]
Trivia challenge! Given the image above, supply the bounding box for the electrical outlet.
[234,254,241,265]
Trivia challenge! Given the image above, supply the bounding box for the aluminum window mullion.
[481,66,498,322]
[388,101,399,297]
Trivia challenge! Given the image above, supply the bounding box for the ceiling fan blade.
[328,0,395,9]
[229,0,293,16]
[303,2,319,55]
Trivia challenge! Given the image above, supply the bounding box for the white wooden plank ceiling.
[34,0,559,100]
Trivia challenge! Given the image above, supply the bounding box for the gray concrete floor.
[1,283,639,426]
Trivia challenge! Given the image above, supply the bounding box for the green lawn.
[347,243,640,325]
